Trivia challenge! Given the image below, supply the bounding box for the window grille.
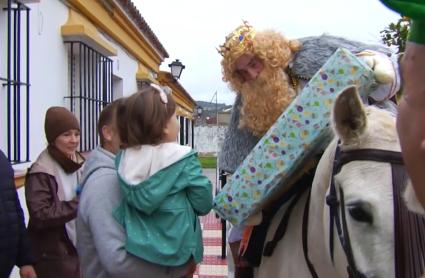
[65,41,113,151]
[1,0,31,163]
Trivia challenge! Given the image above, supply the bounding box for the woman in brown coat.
[25,107,84,278]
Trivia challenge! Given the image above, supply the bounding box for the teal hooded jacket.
[113,149,213,266]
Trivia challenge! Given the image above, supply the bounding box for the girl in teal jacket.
[114,85,213,275]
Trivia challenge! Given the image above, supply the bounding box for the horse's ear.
[332,85,367,143]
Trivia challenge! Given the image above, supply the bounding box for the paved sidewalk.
[194,169,228,278]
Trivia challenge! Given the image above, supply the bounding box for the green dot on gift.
[338,69,344,74]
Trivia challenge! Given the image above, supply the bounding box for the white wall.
[100,32,139,97]
[194,125,227,155]
[27,0,70,166]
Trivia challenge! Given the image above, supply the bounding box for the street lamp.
[168,59,185,80]
[196,106,203,117]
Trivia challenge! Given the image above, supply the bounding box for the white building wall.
[27,0,70,167]
[100,33,139,98]
[194,125,227,155]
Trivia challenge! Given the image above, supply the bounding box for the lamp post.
[196,106,203,117]
[168,59,185,81]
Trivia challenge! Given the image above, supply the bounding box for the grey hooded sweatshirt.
[76,147,190,278]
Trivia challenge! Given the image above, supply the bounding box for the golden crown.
[218,21,256,57]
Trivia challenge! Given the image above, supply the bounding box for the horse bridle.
[324,143,404,278]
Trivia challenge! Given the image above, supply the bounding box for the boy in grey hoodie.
[76,100,189,278]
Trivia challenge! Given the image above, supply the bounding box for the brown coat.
[25,150,80,278]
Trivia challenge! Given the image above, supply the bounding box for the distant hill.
[196,100,232,112]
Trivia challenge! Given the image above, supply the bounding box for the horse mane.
[393,164,425,278]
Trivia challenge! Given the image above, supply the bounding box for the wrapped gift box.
[213,48,375,225]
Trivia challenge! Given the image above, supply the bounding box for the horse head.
[306,84,414,278]
[327,86,400,278]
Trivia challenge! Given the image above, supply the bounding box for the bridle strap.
[327,145,403,278]
[337,149,404,172]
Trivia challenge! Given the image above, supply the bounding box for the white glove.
[357,50,401,102]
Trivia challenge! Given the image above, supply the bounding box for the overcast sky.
[134,0,400,105]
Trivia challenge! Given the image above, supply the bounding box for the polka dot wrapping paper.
[213,48,375,225]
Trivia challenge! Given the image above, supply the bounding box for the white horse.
[250,86,422,278]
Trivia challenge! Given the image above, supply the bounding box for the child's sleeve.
[185,156,213,216]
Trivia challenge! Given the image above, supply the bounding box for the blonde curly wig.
[221,30,301,136]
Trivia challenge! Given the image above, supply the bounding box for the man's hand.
[20,265,37,278]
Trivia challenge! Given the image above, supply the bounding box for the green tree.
[380,17,411,54]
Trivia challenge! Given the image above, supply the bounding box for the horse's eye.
[348,204,373,224]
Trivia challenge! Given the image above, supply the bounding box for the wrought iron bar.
[25,7,30,162]
[3,0,31,163]
[7,0,12,159]
[64,41,113,151]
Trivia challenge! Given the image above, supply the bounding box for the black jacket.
[0,150,35,277]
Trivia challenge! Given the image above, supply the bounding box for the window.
[0,1,31,163]
[65,41,113,151]
[185,118,189,145]
[179,116,185,145]
[191,119,194,147]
